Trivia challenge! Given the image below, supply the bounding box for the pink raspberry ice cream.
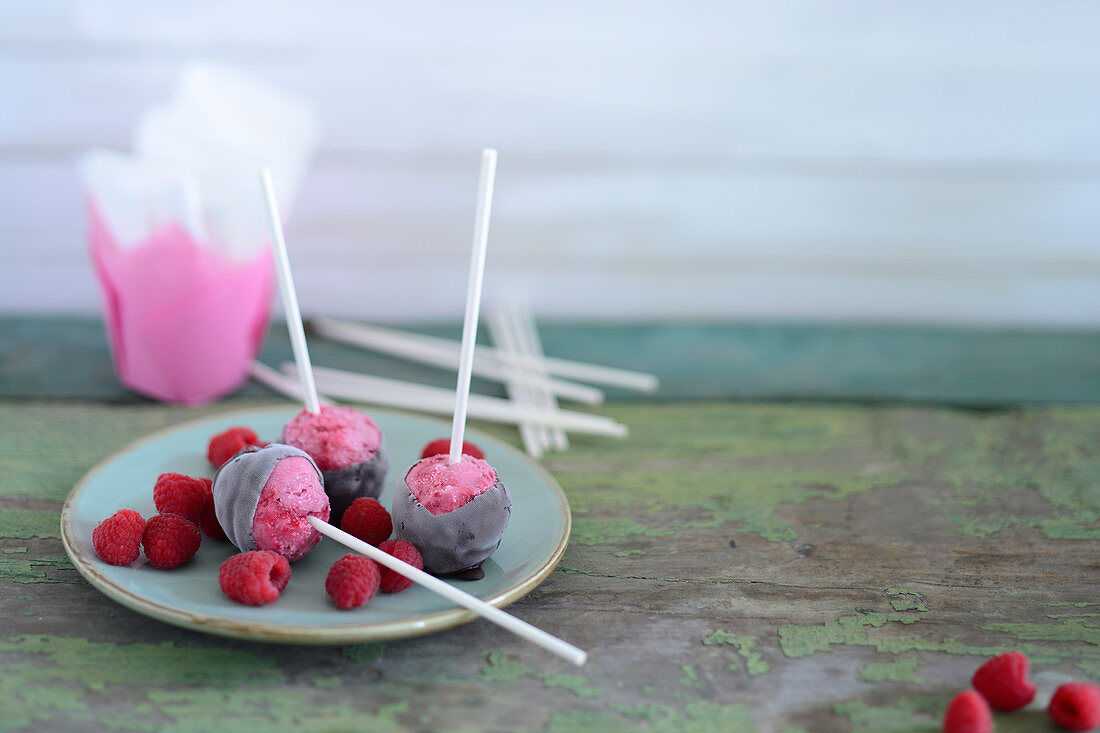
[404,454,497,514]
[213,444,330,561]
[281,406,390,525]
[393,453,511,575]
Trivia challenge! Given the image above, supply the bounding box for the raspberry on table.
[142,514,201,569]
[971,650,1037,711]
[340,498,392,546]
[219,551,291,606]
[377,539,422,593]
[153,472,211,524]
[92,509,146,566]
[325,555,381,610]
[420,438,484,460]
[1049,682,1100,732]
[208,426,265,468]
[943,689,992,733]
[194,478,227,541]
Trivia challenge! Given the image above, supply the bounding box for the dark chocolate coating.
[212,443,323,553]
[321,435,390,525]
[392,473,511,575]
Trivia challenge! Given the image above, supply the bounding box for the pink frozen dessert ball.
[212,444,330,561]
[392,453,511,574]
[282,406,389,525]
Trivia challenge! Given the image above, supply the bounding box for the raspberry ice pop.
[212,443,330,561]
[281,405,389,525]
[392,452,511,574]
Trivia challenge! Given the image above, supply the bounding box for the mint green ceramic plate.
[60,405,571,644]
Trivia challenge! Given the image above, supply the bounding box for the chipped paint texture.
[858,658,923,684]
[702,630,769,675]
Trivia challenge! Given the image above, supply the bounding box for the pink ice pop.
[392,453,511,575]
[281,405,389,525]
[212,444,330,561]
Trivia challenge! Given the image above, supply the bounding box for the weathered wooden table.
[2,319,1098,732]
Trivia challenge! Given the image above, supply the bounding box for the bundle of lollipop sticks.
[257,151,591,665]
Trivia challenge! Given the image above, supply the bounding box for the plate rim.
[60,404,572,644]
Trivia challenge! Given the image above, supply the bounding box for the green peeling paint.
[779,613,920,659]
[613,549,646,557]
[982,620,1100,646]
[781,611,1100,678]
[0,635,283,692]
[884,408,1100,541]
[678,664,701,688]
[147,690,410,733]
[891,599,929,612]
[571,518,672,545]
[834,696,946,733]
[2,547,28,554]
[540,674,602,699]
[0,510,62,540]
[858,658,924,683]
[536,701,758,733]
[341,642,385,663]
[885,589,928,612]
[0,556,77,584]
[553,404,909,544]
[0,635,348,731]
[479,652,600,699]
[480,651,532,683]
[702,630,768,675]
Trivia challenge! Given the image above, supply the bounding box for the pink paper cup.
[88,199,274,405]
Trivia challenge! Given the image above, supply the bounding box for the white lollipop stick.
[308,517,587,666]
[450,148,497,464]
[260,167,321,415]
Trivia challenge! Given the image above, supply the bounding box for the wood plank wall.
[1,1,1098,326]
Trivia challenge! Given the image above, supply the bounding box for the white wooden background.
[2,1,1099,326]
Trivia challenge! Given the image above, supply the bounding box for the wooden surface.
[4,2,1100,325]
[2,394,1098,732]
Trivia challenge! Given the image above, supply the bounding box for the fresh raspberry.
[420,438,485,460]
[377,539,422,593]
[208,426,265,467]
[1049,682,1100,732]
[153,472,210,524]
[943,690,992,733]
[340,498,393,546]
[92,509,146,566]
[195,478,227,540]
[142,514,201,569]
[325,555,381,609]
[971,650,1037,711]
[219,551,291,606]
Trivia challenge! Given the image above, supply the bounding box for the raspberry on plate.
[420,438,484,460]
[340,498,392,546]
[1049,682,1100,732]
[943,689,992,733]
[325,555,381,610]
[971,650,1037,711]
[153,472,211,524]
[92,509,146,566]
[195,477,228,541]
[142,514,201,569]
[219,551,291,606]
[377,539,422,593]
[208,426,264,468]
